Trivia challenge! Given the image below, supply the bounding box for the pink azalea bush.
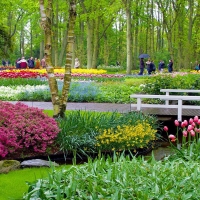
[0,101,60,158]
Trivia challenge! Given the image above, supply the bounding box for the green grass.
[0,165,71,200]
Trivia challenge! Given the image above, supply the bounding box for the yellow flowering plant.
[96,120,157,152]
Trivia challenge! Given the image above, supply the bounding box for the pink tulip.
[163,126,168,132]
[174,120,179,126]
[196,128,200,133]
[190,130,195,137]
[197,119,200,125]
[183,120,188,126]
[181,122,186,128]
[191,122,196,127]
[182,130,188,137]
[189,118,193,124]
[187,125,193,131]
[194,116,199,123]
[168,134,176,142]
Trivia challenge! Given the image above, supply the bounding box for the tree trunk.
[124,0,132,75]
[92,18,100,69]
[39,0,76,118]
[87,21,93,69]
[58,26,68,66]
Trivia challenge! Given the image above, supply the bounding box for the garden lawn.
[0,166,71,200]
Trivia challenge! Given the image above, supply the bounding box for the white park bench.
[130,89,200,121]
[160,89,200,105]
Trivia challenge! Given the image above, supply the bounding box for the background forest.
[0,0,199,74]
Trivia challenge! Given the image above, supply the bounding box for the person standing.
[40,57,46,68]
[17,57,28,69]
[2,60,6,66]
[27,57,35,69]
[35,58,41,69]
[138,58,145,75]
[168,59,173,73]
[146,59,151,75]
[74,58,80,68]
[15,58,21,68]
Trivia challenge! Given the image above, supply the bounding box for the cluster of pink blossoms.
[164,116,200,142]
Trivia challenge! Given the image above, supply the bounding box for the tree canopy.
[0,0,199,72]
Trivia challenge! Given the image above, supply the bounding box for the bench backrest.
[160,89,200,93]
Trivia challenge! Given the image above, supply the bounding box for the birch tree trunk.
[39,0,76,118]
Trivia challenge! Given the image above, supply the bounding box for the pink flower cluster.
[164,116,200,142]
[0,101,60,158]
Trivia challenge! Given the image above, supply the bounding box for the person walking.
[138,58,145,75]
[149,60,156,74]
[158,60,165,73]
[168,59,173,73]
[146,59,151,75]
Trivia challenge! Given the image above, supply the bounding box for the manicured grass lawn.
[0,165,71,200]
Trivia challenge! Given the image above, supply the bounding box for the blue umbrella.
[139,54,150,58]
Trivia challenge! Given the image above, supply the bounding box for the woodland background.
[0,0,199,74]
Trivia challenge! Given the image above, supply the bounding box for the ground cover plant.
[22,155,200,199]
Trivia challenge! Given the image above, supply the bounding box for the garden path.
[7,101,131,113]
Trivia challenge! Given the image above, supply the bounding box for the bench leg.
[178,99,182,121]
[137,98,141,110]
[165,92,169,105]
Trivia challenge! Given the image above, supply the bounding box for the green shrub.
[56,111,160,158]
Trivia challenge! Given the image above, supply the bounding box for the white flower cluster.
[0,85,49,99]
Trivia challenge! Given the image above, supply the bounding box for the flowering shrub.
[96,121,157,151]
[164,116,200,161]
[0,101,60,158]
